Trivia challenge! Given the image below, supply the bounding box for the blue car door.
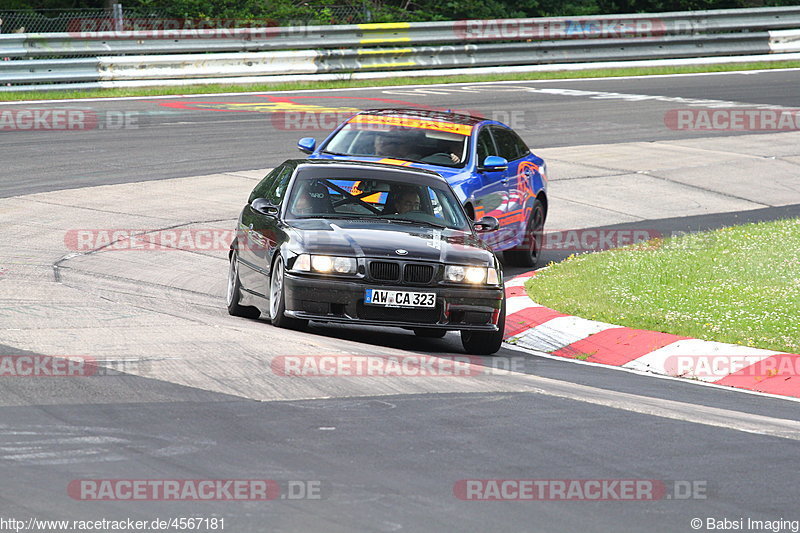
[471,125,514,246]
[487,125,534,248]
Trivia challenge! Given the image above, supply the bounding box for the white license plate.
[365,289,436,308]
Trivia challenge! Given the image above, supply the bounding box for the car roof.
[291,158,447,181]
[351,108,486,126]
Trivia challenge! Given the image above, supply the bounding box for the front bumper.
[283,273,503,331]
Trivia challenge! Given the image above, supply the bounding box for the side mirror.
[251,197,279,217]
[474,216,500,233]
[297,137,316,154]
[480,156,508,172]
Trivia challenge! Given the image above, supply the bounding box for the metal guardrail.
[4,6,800,58]
[0,58,101,84]
[2,7,800,91]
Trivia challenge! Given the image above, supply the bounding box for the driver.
[373,132,422,161]
[395,190,421,215]
[442,140,463,163]
[292,188,313,215]
[291,180,330,215]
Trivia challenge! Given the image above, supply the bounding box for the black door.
[239,164,293,297]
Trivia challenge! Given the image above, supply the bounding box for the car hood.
[288,218,493,265]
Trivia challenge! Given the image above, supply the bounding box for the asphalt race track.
[1,69,799,532]
[3,68,800,197]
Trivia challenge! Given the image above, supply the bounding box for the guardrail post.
[362,1,373,23]
[113,3,124,33]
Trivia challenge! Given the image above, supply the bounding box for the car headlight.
[445,265,499,285]
[311,255,334,272]
[293,254,311,271]
[294,254,357,274]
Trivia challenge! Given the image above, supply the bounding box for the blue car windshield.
[322,124,469,168]
[286,174,472,231]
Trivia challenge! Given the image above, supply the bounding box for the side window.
[428,188,444,219]
[509,129,531,159]
[266,165,294,205]
[490,127,525,161]
[248,166,282,203]
[476,127,495,166]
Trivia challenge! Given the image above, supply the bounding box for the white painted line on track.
[1,66,800,106]
[503,368,800,441]
[624,339,779,382]
[503,343,800,405]
[504,276,530,288]
[251,352,800,439]
[511,315,620,352]
[506,296,541,315]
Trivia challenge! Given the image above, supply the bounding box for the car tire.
[460,297,506,355]
[413,328,447,338]
[227,250,261,319]
[269,257,308,330]
[505,199,545,268]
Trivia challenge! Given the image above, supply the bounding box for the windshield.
[286,173,472,231]
[322,122,470,168]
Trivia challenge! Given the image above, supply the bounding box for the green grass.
[525,218,800,354]
[2,60,799,101]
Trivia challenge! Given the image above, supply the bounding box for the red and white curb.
[503,271,800,399]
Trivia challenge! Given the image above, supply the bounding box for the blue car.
[297,108,548,266]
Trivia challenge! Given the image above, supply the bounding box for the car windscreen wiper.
[389,218,449,229]
[290,214,361,220]
[400,157,463,168]
[296,214,454,230]
[323,214,388,220]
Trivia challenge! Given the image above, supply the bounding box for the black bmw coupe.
[227,159,507,355]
